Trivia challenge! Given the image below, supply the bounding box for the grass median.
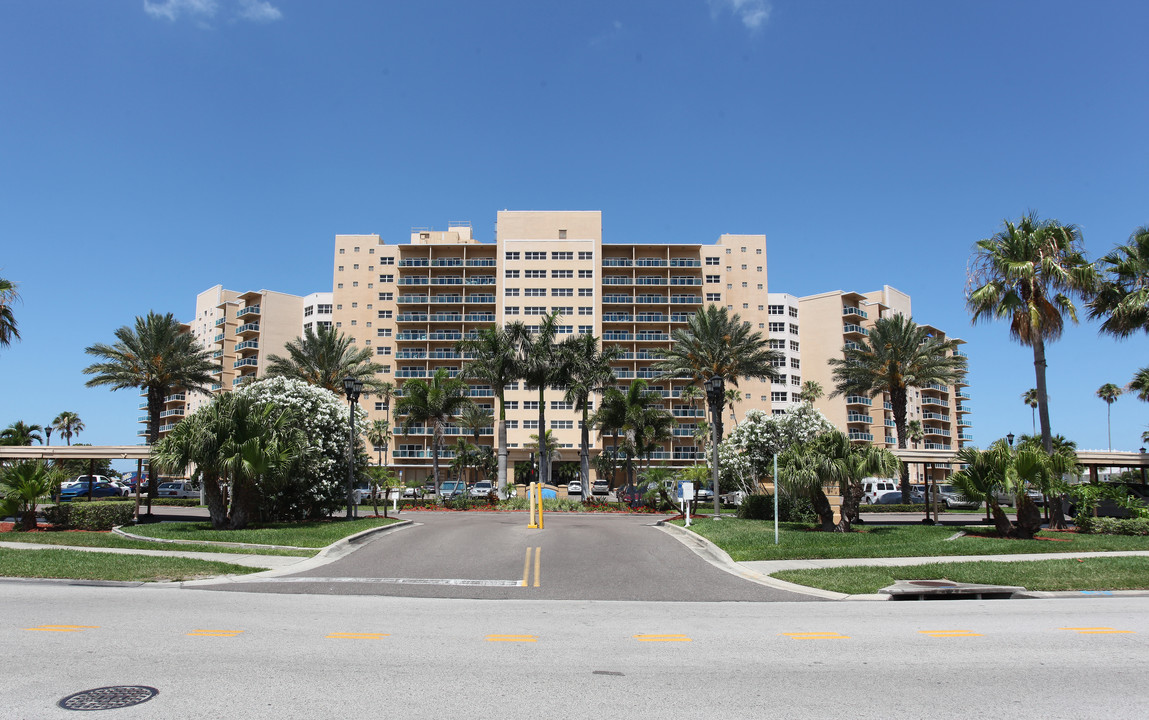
[772,556,1149,595]
[124,516,400,548]
[0,531,314,557]
[0,547,262,582]
[676,518,1149,561]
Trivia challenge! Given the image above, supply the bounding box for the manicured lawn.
[124,517,400,548]
[677,518,1149,561]
[0,531,314,557]
[773,557,1149,595]
[0,547,262,582]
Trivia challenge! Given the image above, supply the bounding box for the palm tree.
[510,311,564,486]
[457,323,523,496]
[654,304,781,445]
[393,368,470,493]
[52,412,84,446]
[593,386,629,489]
[967,213,1097,454]
[828,313,967,500]
[265,324,386,394]
[1097,383,1123,451]
[456,403,493,484]
[625,387,675,483]
[0,275,20,349]
[0,462,56,530]
[799,380,824,404]
[1130,367,1149,402]
[0,421,43,446]
[558,332,622,488]
[950,443,1014,537]
[1088,225,1149,337]
[724,387,742,427]
[907,419,924,449]
[1021,388,1039,435]
[365,419,392,467]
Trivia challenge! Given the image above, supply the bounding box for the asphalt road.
[4,583,1147,719]
[195,512,816,601]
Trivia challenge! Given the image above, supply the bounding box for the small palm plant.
[1,462,56,530]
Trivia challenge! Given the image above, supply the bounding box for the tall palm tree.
[393,368,470,493]
[625,385,675,483]
[1021,388,1039,435]
[456,402,493,484]
[0,275,20,350]
[559,332,622,488]
[592,386,629,488]
[1097,383,1123,451]
[967,213,1097,454]
[654,304,780,445]
[0,421,43,446]
[84,311,216,511]
[52,412,84,446]
[1088,225,1149,338]
[828,313,967,499]
[265,324,386,394]
[510,311,564,486]
[457,323,523,495]
[365,419,392,467]
[799,380,824,404]
[1130,367,1149,403]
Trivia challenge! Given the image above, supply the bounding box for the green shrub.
[1075,516,1149,536]
[737,493,817,524]
[43,502,134,531]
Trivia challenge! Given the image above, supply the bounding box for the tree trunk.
[21,505,37,531]
[203,472,228,530]
[835,480,862,532]
[891,388,911,501]
[1048,493,1069,530]
[990,500,1014,538]
[145,385,166,516]
[497,414,508,497]
[228,476,258,530]
[579,406,591,486]
[812,488,836,532]
[1014,495,1042,539]
[1033,339,1053,454]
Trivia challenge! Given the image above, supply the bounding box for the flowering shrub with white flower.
[237,376,367,520]
[718,404,834,494]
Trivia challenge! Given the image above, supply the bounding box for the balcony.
[634,277,667,286]
[922,412,950,422]
[634,258,668,267]
[429,258,463,267]
[236,322,260,336]
[429,295,463,304]
[842,306,868,319]
[232,375,254,387]
[848,431,874,442]
[670,296,702,304]
[603,277,632,286]
[210,383,222,391]
[465,294,495,304]
[430,277,463,286]
[635,313,667,322]
[397,313,428,323]
[921,396,950,408]
[159,423,179,433]
[159,408,185,419]
[398,277,430,286]
[843,323,869,336]
[924,426,951,437]
[234,357,258,369]
[396,331,428,341]
[958,433,974,442]
[467,388,494,397]
[845,395,872,406]
[925,382,949,391]
[603,295,634,304]
[669,277,701,286]
[465,258,497,267]
[464,276,496,285]
[670,313,692,322]
[236,305,260,318]
[634,295,668,304]
[603,313,634,322]
[214,317,227,327]
[213,333,225,343]
[602,258,633,267]
[397,258,429,267]
[885,436,898,445]
[428,313,462,322]
[847,414,874,424]
[211,350,223,359]
[959,419,972,428]
[955,404,971,414]
[397,295,430,304]
[669,258,701,267]
[956,391,971,400]
[235,340,259,352]
[924,442,950,450]
[396,370,428,378]
[395,351,427,359]
[464,313,496,322]
[164,393,186,403]
[603,332,632,341]
[844,341,862,351]
[635,332,670,342]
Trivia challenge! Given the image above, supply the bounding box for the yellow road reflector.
[25,625,99,632]
[486,634,537,642]
[1061,627,1135,634]
[326,633,389,640]
[634,634,692,642]
[920,630,982,638]
[781,632,850,640]
[187,629,244,637]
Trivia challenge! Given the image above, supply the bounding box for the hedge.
[1074,515,1149,536]
[43,502,135,531]
[61,497,201,507]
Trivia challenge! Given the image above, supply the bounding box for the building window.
[352,282,358,287]
[381,346,392,355]
[337,283,343,289]
[791,375,801,386]
[770,357,786,367]
[351,302,358,308]
[725,249,731,254]
[524,288,545,297]
[757,266,763,273]
[524,401,539,410]
[379,274,394,283]
[505,401,519,410]
[758,305,764,311]
[524,420,539,429]
[558,230,567,239]
[772,391,788,402]
[505,420,519,429]
[741,247,747,253]
[790,341,799,352]
[578,269,593,279]
[377,310,392,319]
[578,287,593,296]
[552,288,573,297]
[505,288,520,297]
[505,251,520,261]
[578,325,592,334]
[339,249,345,255]
[303,322,313,332]
[790,358,800,369]
[505,307,519,315]
[552,307,572,315]
[304,306,314,317]
[353,264,360,270]
[338,266,344,271]
[525,251,546,261]
[742,282,748,288]
[380,328,392,337]
[552,251,573,260]
[505,269,519,279]
[757,284,764,290]
[380,256,394,265]
[525,306,546,315]
[552,269,573,278]
[741,264,748,270]
[790,324,799,335]
[551,420,573,429]
[705,257,719,265]
[525,269,546,278]
[706,293,721,302]
[578,306,593,315]
[774,374,787,386]
[378,292,393,301]
[556,325,573,334]
[769,322,785,333]
[757,248,763,255]
[578,251,593,260]
[705,275,720,283]
[789,307,798,318]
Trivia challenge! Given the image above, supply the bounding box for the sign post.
[682,481,693,527]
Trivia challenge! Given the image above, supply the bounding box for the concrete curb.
[655,521,854,601]
[112,526,312,551]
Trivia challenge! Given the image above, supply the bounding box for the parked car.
[469,481,494,498]
[591,480,610,496]
[876,490,924,505]
[403,486,424,499]
[862,479,899,504]
[58,481,122,501]
[566,481,583,496]
[439,480,467,499]
[157,481,200,499]
[353,483,373,504]
[422,482,438,497]
[619,483,653,505]
[928,484,978,509]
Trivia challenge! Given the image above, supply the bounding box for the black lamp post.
[343,375,364,519]
[704,375,724,520]
[1006,432,1015,447]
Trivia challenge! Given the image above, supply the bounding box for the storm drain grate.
[58,686,158,711]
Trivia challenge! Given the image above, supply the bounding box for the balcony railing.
[845,395,872,406]
[848,431,874,442]
[398,277,429,286]
[922,412,950,422]
[670,296,702,304]
[234,357,258,369]
[236,322,260,334]
[843,323,869,335]
[235,340,259,352]
[634,258,668,267]
[846,414,874,424]
[669,258,701,267]
[921,396,950,407]
[397,258,430,267]
[164,393,186,403]
[603,295,634,304]
[236,305,260,318]
[465,258,497,267]
[842,306,868,319]
[602,258,633,267]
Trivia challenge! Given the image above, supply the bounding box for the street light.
[704,374,724,520]
[1006,433,1015,447]
[343,375,364,520]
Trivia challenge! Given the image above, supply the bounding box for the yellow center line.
[521,547,531,587]
[920,630,982,637]
[1061,627,1135,634]
[533,546,541,588]
[25,625,100,632]
[187,630,244,637]
[780,632,850,640]
[634,634,692,642]
[326,633,389,640]
[486,634,537,642]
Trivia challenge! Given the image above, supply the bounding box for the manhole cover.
[909,580,958,587]
[58,686,158,711]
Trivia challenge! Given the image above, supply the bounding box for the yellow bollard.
[538,483,544,529]
[527,482,539,529]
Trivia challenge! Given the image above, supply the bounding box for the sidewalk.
[0,541,306,569]
[740,549,1149,574]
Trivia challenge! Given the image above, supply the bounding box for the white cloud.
[143,0,282,24]
[237,0,282,23]
[708,0,773,31]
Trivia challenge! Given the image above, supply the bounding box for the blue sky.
[2,0,1147,467]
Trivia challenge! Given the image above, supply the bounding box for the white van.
[862,479,899,504]
[157,481,200,499]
